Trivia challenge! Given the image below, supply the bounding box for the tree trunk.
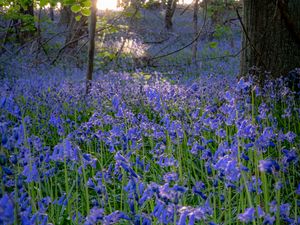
[65,14,87,50]
[165,0,177,30]
[18,0,35,44]
[49,6,54,21]
[240,0,300,80]
[192,0,199,65]
[59,6,72,25]
[86,0,97,94]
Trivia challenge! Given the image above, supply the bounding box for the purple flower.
[296,183,300,195]
[285,131,296,143]
[192,181,207,200]
[190,143,204,155]
[103,211,130,224]
[214,156,240,182]
[112,95,121,111]
[178,210,189,225]
[238,207,255,223]
[22,163,39,183]
[282,149,297,165]
[51,139,79,162]
[280,203,290,218]
[163,172,178,183]
[263,214,275,225]
[258,159,280,174]
[84,207,104,225]
[115,151,138,178]
[0,194,14,224]
[257,206,265,218]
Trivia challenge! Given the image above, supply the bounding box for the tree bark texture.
[192,0,200,65]
[165,0,177,30]
[17,0,35,44]
[65,14,87,50]
[59,6,72,25]
[240,0,300,79]
[85,0,97,94]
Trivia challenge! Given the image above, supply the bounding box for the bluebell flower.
[115,152,138,179]
[178,210,189,225]
[296,183,300,195]
[22,163,39,183]
[0,194,14,224]
[285,131,296,143]
[192,181,207,200]
[53,193,68,206]
[189,214,195,225]
[112,95,121,111]
[134,214,152,225]
[282,149,297,165]
[214,156,240,182]
[257,206,265,218]
[139,183,156,206]
[247,176,262,194]
[269,200,277,213]
[263,214,275,225]
[274,181,283,190]
[280,203,290,218]
[82,153,97,168]
[38,197,52,213]
[0,97,21,118]
[152,199,174,224]
[238,207,255,223]
[224,91,234,103]
[163,172,178,183]
[103,211,130,224]
[258,159,280,174]
[190,143,205,155]
[84,207,104,225]
[236,77,251,91]
[158,155,179,167]
[51,139,79,162]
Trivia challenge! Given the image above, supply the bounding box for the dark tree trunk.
[86,0,97,94]
[59,6,72,25]
[49,6,54,21]
[65,14,87,50]
[192,0,200,65]
[165,0,177,30]
[240,0,300,80]
[18,0,35,44]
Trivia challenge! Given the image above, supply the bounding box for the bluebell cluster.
[0,70,299,224]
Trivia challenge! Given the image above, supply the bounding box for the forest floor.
[0,5,299,225]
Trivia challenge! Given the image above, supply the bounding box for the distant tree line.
[1,0,299,91]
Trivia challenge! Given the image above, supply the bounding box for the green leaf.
[75,15,82,21]
[209,42,218,49]
[40,0,48,7]
[82,0,91,7]
[71,4,81,13]
[81,8,91,16]
[65,0,76,5]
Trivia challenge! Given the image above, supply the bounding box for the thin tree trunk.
[165,0,177,30]
[36,8,42,59]
[192,0,199,65]
[49,6,54,21]
[86,0,97,94]
[65,14,87,50]
[240,0,300,80]
[59,6,72,25]
[19,0,35,44]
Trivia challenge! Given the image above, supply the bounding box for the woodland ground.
[0,5,299,225]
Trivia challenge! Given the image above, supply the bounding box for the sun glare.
[95,0,201,11]
[97,0,119,10]
[182,0,194,4]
